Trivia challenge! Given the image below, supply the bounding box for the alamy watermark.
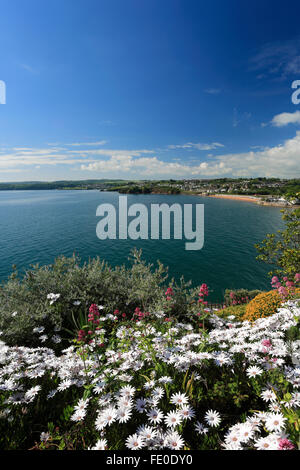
[0,80,6,104]
[291,80,300,104]
[96,196,204,251]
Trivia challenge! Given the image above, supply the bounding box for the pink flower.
[278,286,288,297]
[286,281,294,288]
[261,339,272,348]
[271,276,279,284]
[89,304,99,315]
[295,273,300,282]
[88,304,100,324]
[165,287,174,297]
[199,283,209,296]
[278,438,295,450]
[133,307,145,321]
[78,329,86,342]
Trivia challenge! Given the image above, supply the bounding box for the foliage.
[0,299,300,450]
[0,250,165,348]
[255,208,300,278]
[0,250,205,349]
[215,304,247,321]
[0,177,299,197]
[224,288,262,306]
[242,290,284,322]
[242,274,300,323]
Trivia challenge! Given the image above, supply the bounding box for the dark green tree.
[255,208,300,278]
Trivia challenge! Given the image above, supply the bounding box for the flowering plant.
[271,273,300,300]
[1,294,300,450]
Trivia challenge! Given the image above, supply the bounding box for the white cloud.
[271,111,300,127]
[80,132,300,178]
[1,133,300,179]
[65,140,108,146]
[214,131,300,177]
[249,39,300,79]
[69,148,153,157]
[167,142,224,151]
[0,145,155,171]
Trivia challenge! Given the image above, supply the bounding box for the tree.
[255,208,300,278]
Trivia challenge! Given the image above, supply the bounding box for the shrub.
[215,304,247,321]
[0,250,203,349]
[0,250,168,348]
[242,288,300,322]
[255,208,300,278]
[271,273,300,300]
[224,288,262,306]
[1,299,300,450]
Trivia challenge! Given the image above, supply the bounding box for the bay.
[0,190,284,302]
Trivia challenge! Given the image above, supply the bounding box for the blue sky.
[0,0,300,181]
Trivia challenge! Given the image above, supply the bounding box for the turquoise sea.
[0,190,284,301]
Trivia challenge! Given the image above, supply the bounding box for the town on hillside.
[0,178,299,206]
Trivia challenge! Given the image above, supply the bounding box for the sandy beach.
[202,193,299,208]
[209,194,260,203]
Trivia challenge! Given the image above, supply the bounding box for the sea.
[0,190,285,302]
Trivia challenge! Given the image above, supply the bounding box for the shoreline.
[205,194,260,203]
[1,187,299,208]
[195,193,300,208]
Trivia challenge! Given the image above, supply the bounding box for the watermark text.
[0,80,6,104]
[291,80,300,105]
[96,196,204,251]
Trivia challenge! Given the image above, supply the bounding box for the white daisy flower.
[147,408,164,424]
[170,392,189,407]
[117,407,132,423]
[261,389,277,402]
[265,413,286,432]
[179,406,195,420]
[195,421,209,434]
[246,365,263,378]
[125,434,145,450]
[165,431,185,450]
[135,398,147,413]
[90,439,107,450]
[164,411,183,428]
[204,410,221,427]
[254,436,278,450]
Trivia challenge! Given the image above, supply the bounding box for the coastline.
[207,194,260,203]
[113,189,300,208]
[1,187,299,208]
[195,193,300,208]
